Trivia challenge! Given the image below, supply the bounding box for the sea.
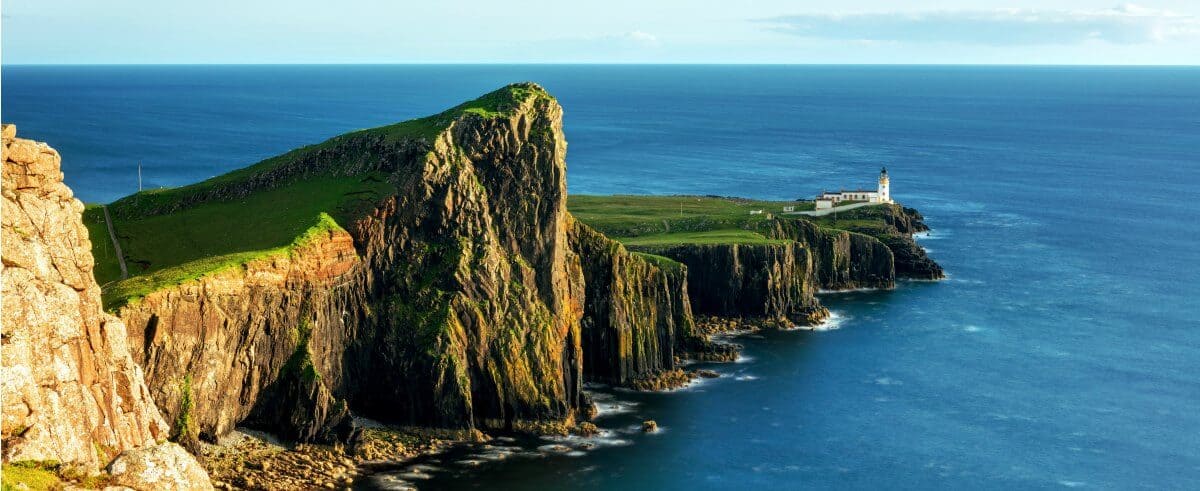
[3,65,1199,490]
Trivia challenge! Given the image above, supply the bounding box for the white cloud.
[619,30,660,46]
[761,4,1200,45]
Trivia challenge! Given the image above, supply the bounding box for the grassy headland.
[89,84,547,310]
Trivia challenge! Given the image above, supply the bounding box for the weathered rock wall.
[568,219,698,386]
[114,86,711,443]
[781,204,943,281]
[869,205,944,280]
[117,228,361,444]
[629,241,828,326]
[0,124,207,486]
[336,93,587,433]
[115,89,585,439]
[761,219,896,290]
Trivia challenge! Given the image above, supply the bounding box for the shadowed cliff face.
[118,228,360,443]
[339,89,586,432]
[626,217,900,326]
[785,204,943,281]
[871,206,944,280]
[569,220,699,386]
[112,84,700,442]
[1,125,210,485]
[762,219,896,291]
[629,242,829,326]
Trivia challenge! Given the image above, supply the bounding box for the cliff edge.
[89,84,708,446]
[1,124,211,489]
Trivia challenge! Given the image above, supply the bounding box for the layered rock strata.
[112,85,710,444]
[568,220,702,386]
[1,124,210,488]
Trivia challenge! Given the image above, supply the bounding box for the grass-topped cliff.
[570,195,943,314]
[92,82,711,446]
[88,83,552,309]
[569,194,935,255]
[75,83,940,454]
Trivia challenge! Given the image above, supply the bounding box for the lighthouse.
[878,167,891,203]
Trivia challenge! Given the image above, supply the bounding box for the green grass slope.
[568,195,809,246]
[90,84,549,310]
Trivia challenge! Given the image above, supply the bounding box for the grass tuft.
[1,462,61,491]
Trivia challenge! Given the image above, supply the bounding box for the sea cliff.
[100,84,719,448]
[2,83,943,490]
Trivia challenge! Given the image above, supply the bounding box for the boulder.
[106,443,214,491]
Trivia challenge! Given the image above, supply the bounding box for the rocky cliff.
[761,218,896,290]
[117,224,360,444]
[788,204,943,281]
[569,220,700,386]
[106,84,710,445]
[1,124,211,488]
[621,217,897,326]
[40,83,943,454]
[629,241,829,326]
[871,206,944,280]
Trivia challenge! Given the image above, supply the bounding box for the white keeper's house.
[815,168,893,210]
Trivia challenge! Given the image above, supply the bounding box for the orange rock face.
[1,125,171,472]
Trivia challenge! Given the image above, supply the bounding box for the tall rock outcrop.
[777,204,942,281]
[110,84,699,442]
[569,220,698,386]
[1,124,210,488]
[629,241,829,326]
[337,85,587,432]
[118,225,360,444]
[761,218,896,290]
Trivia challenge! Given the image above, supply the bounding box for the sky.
[3,1,1199,64]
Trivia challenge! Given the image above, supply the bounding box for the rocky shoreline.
[200,426,471,490]
[196,310,801,490]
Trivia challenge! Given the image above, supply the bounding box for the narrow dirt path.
[102,205,129,279]
[785,201,882,217]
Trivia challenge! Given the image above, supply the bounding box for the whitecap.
[818,311,847,331]
[537,443,573,454]
[395,469,434,480]
[369,475,418,491]
[589,392,639,417]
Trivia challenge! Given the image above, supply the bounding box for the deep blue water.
[4,65,1199,490]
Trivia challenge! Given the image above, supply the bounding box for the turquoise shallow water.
[4,65,1199,489]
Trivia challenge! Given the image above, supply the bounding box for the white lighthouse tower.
[878,167,891,203]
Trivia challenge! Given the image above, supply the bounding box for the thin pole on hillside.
[138,162,143,192]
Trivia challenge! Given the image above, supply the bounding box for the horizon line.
[4,62,1200,68]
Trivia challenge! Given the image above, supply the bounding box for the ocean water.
[4,65,1199,489]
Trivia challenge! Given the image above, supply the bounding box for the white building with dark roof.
[815,168,892,210]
